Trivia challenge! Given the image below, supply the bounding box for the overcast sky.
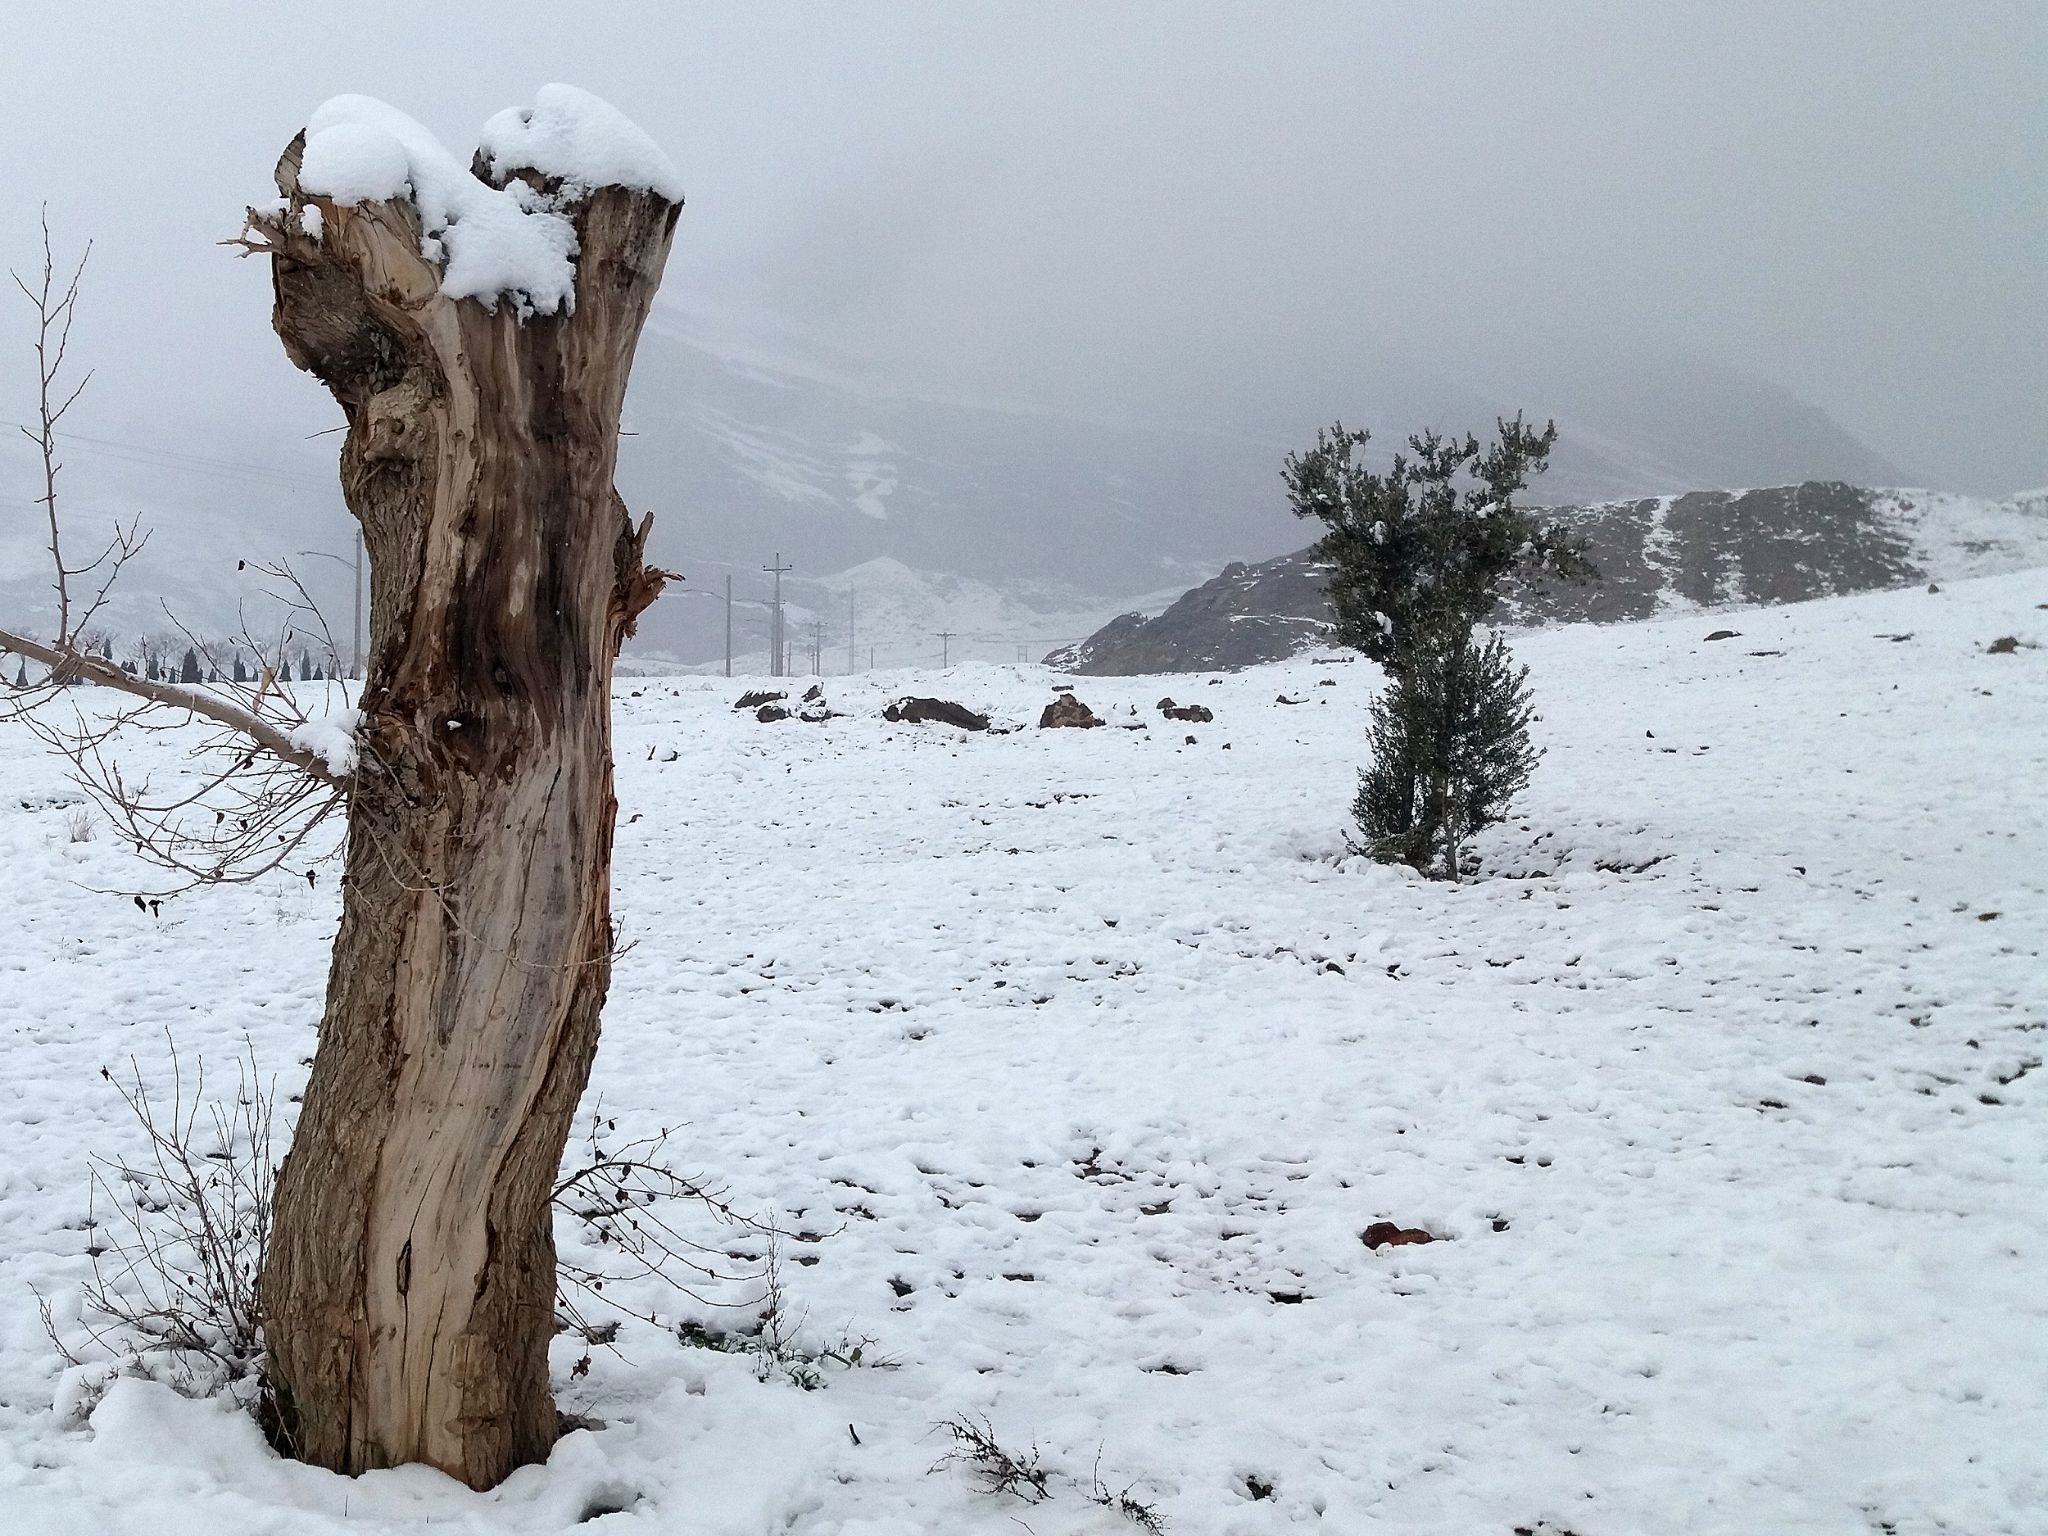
[2,1,2042,498]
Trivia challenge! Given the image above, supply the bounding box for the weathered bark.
[251,135,677,1488]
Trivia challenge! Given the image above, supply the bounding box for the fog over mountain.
[2,297,1922,668]
[3,4,2041,664]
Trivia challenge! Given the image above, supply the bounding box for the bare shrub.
[931,1413,1052,1503]
[63,804,93,843]
[670,1238,883,1390]
[49,1073,873,1414]
[41,1034,275,1407]
[1089,1454,1169,1533]
[552,1109,761,1351]
[928,1416,1169,1530]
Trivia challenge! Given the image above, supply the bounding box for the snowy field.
[1,571,2043,1535]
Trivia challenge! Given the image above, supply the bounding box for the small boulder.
[802,683,825,702]
[1039,692,1103,729]
[883,696,990,731]
[1158,698,1213,723]
[1988,635,2020,655]
[1362,1222,1435,1250]
[756,704,790,723]
[1703,630,1740,642]
[735,689,785,710]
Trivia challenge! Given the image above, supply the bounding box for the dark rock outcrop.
[883,696,990,731]
[1047,555,1335,675]
[1039,692,1103,729]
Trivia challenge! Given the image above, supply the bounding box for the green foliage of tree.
[1354,632,1541,879]
[1285,415,1593,878]
[1281,415,1592,677]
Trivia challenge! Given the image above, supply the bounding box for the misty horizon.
[6,5,2042,484]
[4,3,2044,666]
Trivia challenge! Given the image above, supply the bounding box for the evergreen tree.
[1354,632,1541,879]
[232,654,248,685]
[179,647,203,685]
[1282,415,1591,676]
[1285,415,1592,877]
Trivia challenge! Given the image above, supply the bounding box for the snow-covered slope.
[1054,481,2048,673]
[3,571,2044,1533]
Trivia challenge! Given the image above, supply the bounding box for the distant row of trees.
[5,633,346,690]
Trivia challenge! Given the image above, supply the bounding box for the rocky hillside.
[1047,481,2048,674]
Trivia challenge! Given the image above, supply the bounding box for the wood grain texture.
[250,134,677,1488]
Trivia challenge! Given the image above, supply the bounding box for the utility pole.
[935,630,955,668]
[763,552,791,677]
[297,539,365,680]
[723,572,732,678]
[811,618,823,677]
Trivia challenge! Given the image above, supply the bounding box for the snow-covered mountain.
[1049,481,2048,674]
[5,299,1924,670]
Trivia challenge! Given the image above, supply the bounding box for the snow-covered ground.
[1,572,2043,1534]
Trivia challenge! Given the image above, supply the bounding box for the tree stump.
[246,93,680,1489]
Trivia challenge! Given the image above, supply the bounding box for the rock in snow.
[1038,691,1103,728]
[882,697,990,731]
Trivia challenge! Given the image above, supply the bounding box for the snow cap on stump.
[296,84,681,317]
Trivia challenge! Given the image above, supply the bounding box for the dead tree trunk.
[249,126,677,1488]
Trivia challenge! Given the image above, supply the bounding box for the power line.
[6,425,335,494]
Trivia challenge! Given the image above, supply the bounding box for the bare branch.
[13,207,94,648]
[0,626,349,788]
